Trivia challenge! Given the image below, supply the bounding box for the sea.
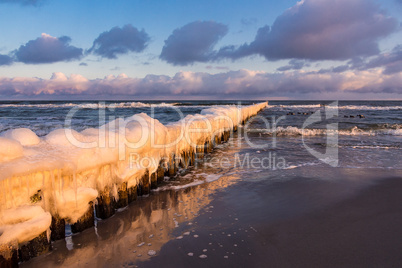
[1,100,401,267]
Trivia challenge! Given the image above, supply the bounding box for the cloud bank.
[217,0,398,61]
[160,21,228,65]
[89,24,150,59]
[0,68,400,100]
[14,33,83,64]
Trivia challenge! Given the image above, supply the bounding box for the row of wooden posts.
[1,115,256,267]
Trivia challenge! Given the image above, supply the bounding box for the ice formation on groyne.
[0,102,267,262]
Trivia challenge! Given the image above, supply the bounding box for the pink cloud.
[0,68,400,100]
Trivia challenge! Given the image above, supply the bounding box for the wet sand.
[22,168,402,268]
[138,173,402,268]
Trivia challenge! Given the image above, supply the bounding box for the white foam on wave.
[335,105,402,111]
[283,161,322,170]
[271,104,321,109]
[268,104,401,111]
[261,126,402,137]
[0,102,180,109]
[153,180,205,192]
[153,173,223,191]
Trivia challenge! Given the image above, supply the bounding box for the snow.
[1,128,40,146]
[0,137,23,162]
[0,205,51,245]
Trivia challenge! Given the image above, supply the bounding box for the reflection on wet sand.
[21,171,240,267]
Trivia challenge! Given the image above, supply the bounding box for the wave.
[332,105,401,111]
[0,102,180,109]
[270,104,322,109]
[268,104,402,111]
[258,126,402,136]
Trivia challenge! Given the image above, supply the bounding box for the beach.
[21,167,402,267]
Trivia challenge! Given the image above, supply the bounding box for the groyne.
[0,102,267,266]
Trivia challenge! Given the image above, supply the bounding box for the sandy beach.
[136,169,402,268]
[21,166,402,268]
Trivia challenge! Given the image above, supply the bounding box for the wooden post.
[71,202,94,233]
[50,216,65,241]
[95,186,115,219]
[116,182,128,208]
[18,231,51,262]
[157,165,164,184]
[196,144,204,160]
[0,244,18,268]
[139,169,150,195]
[150,172,157,189]
[128,185,137,203]
[168,155,177,177]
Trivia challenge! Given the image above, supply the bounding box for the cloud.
[321,45,402,74]
[218,0,398,61]
[160,21,228,65]
[0,54,13,66]
[0,68,400,99]
[0,0,44,6]
[14,33,83,64]
[318,65,351,74]
[364,45,402,74]
[79,62,88,66]
[205,65,229,70]
[277,59,310,71]
[88,24,150,59]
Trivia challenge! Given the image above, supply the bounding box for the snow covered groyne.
[0,102,267,265]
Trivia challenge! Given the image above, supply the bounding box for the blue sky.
[0,0,401,100]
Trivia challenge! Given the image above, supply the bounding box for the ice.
[1,128,40,146]
[148,250,156,256]
[0,137,23,161]
[55,187,98,223]
[0,205,51,244]
[0,102,268,247]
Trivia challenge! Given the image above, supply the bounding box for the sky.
[0,0,401,100]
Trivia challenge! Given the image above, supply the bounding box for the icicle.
[1,180,5,209]
[57,169,62,194]
[51,170,55,191]
[99,166,104,190]
[27,174,30,197]
[111,164,115,183]
[73,172,78,207]
[41,172,46,210]
[46,228,51,243]
[8,177,14,208]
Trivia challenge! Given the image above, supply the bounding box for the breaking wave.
[259,126,402,136]
[268,104,402,111]
[0,102,180,109]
